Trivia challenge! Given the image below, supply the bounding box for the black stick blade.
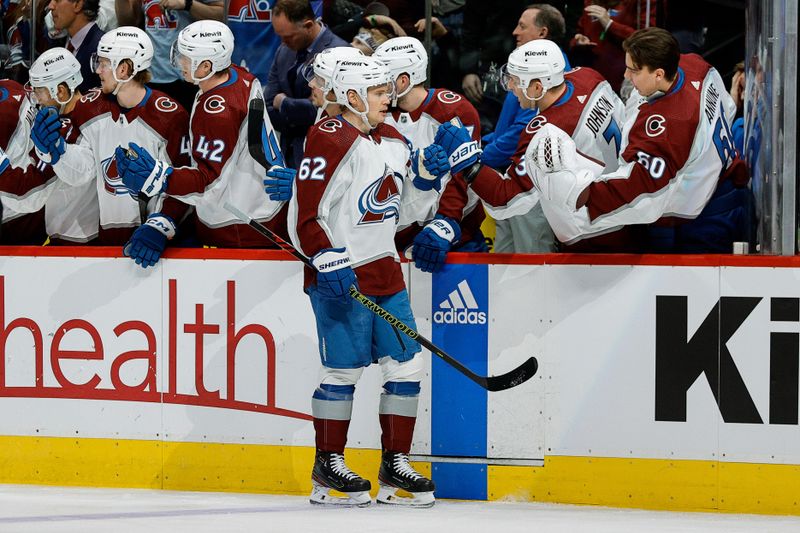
[484,357,539,392]
[247,97,270,169]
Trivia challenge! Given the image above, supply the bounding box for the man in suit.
[265,0,347,169]
[47,0,104,92]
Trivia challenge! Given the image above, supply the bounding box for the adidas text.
[433,308,487,325]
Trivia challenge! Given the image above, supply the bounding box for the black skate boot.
[377,451,435,507]
[310,450,371,506]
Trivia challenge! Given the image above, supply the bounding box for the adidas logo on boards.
[433,280,487,325]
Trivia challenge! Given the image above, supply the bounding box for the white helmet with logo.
[170,20,234,84]
[26,47,83,107]
[92,26,154,93]
[331,56,393,129]
[303,46,364,102]
[373,37,427,102]
[501,39,565,99]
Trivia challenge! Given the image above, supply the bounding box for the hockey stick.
[223,202,538,392]
[247,97,284,170]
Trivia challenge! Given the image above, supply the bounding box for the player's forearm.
[166,164,219,197]
[435,175,469,222]
[0,178,56,215]
[114,0,142,26]
[52,144,96,186]
[469,164,532,209]
[189,1,224,22]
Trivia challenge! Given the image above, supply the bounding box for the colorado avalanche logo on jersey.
[81,88,102,103]
[358,166,402,225]
[155,96,178,113]
[436,91,462,104]
[101,155,133,197]
[203,95,226,114]
[144,0,178,29]
[228,0,272,22]
[645,114,666,137]
[525,115,548,135]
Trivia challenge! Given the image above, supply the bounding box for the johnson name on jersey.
[536,54,742,245]
[470,67,624,222]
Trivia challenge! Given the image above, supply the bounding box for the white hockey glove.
[525,125,591,212]
[527,123,580,174]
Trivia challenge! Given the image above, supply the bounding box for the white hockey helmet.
[373,37,427,102]
[501,39,565,97]
[170,20,234,84]
[304,47,364,91]
[92,26,154,91]
[26,47,83,107]
[331,56,393,128]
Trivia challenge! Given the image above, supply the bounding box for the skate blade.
[376,485,435,508]
[310,484,371,507]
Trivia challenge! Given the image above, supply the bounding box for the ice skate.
[309,451,371,507]
[376,451,435,507]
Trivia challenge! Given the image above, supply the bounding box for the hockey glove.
[434,122,481,174]
[412,215,462,273]
[119,142,172,198]
[123,213,176,269]
[263,165,295,202]
[31,107,65,165]
[528,123,580,174]
[525,124,593,211]
[312,247,357,300]
[410,144,449,192]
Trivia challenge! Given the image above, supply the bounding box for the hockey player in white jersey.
[115,20,292,266]
[436,38,630,251]
[373,36,485,272]
[289,56,448,507]
[31,26,191,246]
[303,46,364,121]
[525,28,751,252]
[1,48,100,244]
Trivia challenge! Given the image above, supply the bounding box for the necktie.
[288,49,309,91]
[66,41,75,53]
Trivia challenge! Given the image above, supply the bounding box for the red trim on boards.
[2,246,799,268]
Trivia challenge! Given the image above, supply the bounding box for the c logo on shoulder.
[437,90,462,104]
[81,88,101,103]
[203,95,226,114]
[318,119,343,134]
[155,96,178,113]
[645,114,666,137]
[525,115,548,135]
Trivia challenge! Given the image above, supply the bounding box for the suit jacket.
[74,23,104,94]
[265,26,348,169]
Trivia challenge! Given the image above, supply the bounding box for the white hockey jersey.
[528,54,747,245]
[1,97,99,243]
[165,66,287,247]
[289,117,431,296]
[52,87,190,244]
[384,88,483,232]
[469,68,624,224]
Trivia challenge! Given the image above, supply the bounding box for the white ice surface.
[0,484,798,533]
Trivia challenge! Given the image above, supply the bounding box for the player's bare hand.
[368,14,405,37]
[462,73,483,103]
[585,5,611,28]
[414,16,448,39]
[730,70,745,112]
[273,93,287,110]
